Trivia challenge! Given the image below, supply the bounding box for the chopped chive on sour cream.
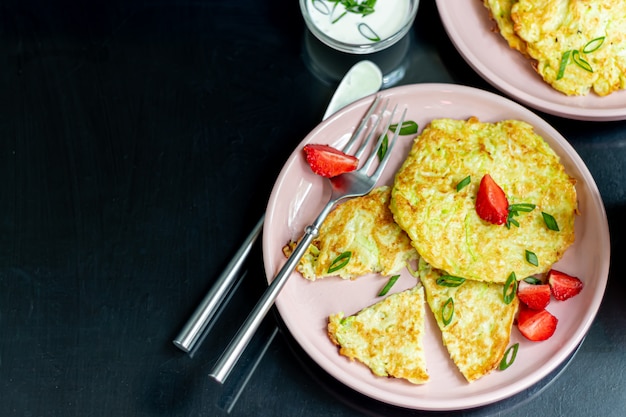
[308,0,411,44]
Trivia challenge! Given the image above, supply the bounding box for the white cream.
[307,0,411,45]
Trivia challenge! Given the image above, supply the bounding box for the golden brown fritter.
[284,186,418,281]
[391,117,577,284]
[327,284,429,384]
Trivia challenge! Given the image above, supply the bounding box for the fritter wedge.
[284,186,418,281]
[418,259,518,382]
[327,285,429,384]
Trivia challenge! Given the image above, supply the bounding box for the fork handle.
[209,202,334,383]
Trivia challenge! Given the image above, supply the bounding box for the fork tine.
[359,103,399,173]
[352,99,389,160]
[370,107,407,183]
[340,95,382,154]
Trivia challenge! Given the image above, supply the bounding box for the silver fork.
[209,96,407,383]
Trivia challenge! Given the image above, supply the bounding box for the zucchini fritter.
[513,0,626,96]
[418,259,518,382]
[483,0,626,96]
[327,285,429,384]
[482,0,528,56]
[391,118,577,284]
[284,186,418,281]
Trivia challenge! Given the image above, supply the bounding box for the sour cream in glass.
[307,0,412,45]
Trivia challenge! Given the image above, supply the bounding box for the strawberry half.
[303,144,358,178]
[475,174,509,225]
[517,280,551,310]
[517,304,558,342]
[547,269,583,301]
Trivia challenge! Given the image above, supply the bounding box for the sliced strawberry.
[303,144,358,178]
[547,269,583,301]
[516,302,535,326]
[475,174,509,225]
[517,304,558,342]
[517,280,551,310]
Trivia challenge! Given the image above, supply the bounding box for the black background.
[1,1,624,416]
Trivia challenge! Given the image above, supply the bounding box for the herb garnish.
[556,36,606,80]
[442,297,454,326]
[503,272,517,304]
[378,120,418,160]
[436,275,466,287]
[541,212,560,231]
[499,343,519,370]
[312,0,381,42]
[506,203,536,229]
[358,23,380,42]
[525,250,539,266]
[378,274,400,296]
[456,176,471,192]
[523,276,543,285]
[328,251,352,273]
[312,0,377,19]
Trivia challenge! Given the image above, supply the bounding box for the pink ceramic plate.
[262,84,610,411]
[436,0,626,121]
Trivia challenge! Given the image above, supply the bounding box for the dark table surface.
[1,1,624,416]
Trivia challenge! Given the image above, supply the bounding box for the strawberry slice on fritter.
[475,174,509,225]
[303,144,358,178]
[517,280,551,310]
[547,269,584,301]
[517,304,558,342]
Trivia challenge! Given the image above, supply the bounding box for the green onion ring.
[442,297,454,326]
[583,36,605,53]
[572,50,593,73]
[503,272,517,304]
[436,275,466,287]
[358,23,381,42]
[499,343,519,370]
[328,251,352,273]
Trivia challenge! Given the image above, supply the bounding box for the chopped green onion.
[506,217,519,229]
[379,120,418,161]
[542,212,560,231]
[509,203,536,213]
[328,251,352,273]
[377,134,389,161]
[326,0,377,19]
[436,275,466,287]
[442,297,454,326]
[378,275,400,296]
[503,272,517,304]
[312,0,330,15]
[358,23,380,42]
[572,50,593,73]
[506,203,535,229]
[390,121,419,136]
[523,276,543,285]
[456,176,471,192]
[331,11,348,24]
[525,250,539,266]
[583,36,605,53]
[499,343,519,370]
[556,50,572,80]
